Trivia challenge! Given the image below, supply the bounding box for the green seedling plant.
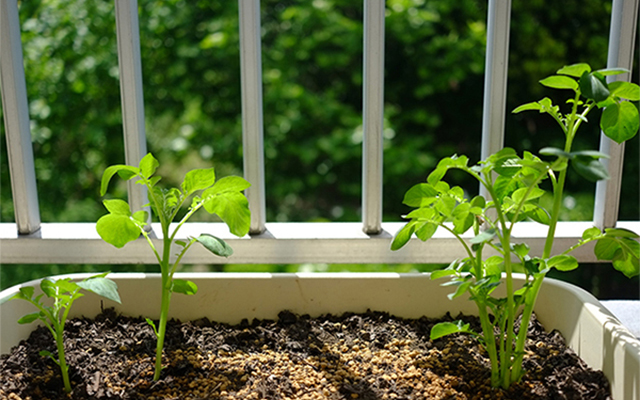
[8,273,121,393]
[392,63,640,389]
[97,153,250,381]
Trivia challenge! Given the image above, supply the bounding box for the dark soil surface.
[0,309,611,400]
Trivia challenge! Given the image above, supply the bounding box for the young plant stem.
[153,230,173,381]
[476,300,500,386]
[55,327,72,392]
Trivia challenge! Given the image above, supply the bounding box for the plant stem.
[153,229,174,381]
[55,327,71,392]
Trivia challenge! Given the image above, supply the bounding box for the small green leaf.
[430,268,458,280]
[139,153,159,179]
[540,147,570,158]
[195,234,234,257]
[430,321,471,340]
[207,176,251,194]
[96,214,141,248]
[571,157,610,182]
[145,318,158,337]
[18,286,35,300]
[494,156,521,177]
[512,102,541,113]
[547,255,579,271]
[604,227,640,239]
[582,227,602,241]
[557,63,591,78]
[100,165,139,196]
[402,183,438,207]
[601,102,640,144]
[512,243,530,258]
[40,278,57,298]
[526,206,550,225]
[202,191,251,237]
[415,222,438,241]
[512,187,545,204]
[77,277,122,304]
[470,229,496,245]
[579,71,610,102]
[132,210,148,224]
[391,222,416,251]
[17,312,41,324]
[594,238,620,260]
[595,67,628,76]
[182,168,216,195]
[608,81,640,101]
[539,75,578,90]
[171,279,198,296]
[103,199,132,216]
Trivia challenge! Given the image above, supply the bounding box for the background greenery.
[1,0,638,297]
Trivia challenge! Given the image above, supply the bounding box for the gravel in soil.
[0,309,611,400]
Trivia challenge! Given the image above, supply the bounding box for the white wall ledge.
[1,221,638,265]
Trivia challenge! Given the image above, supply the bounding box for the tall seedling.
[392,63,640,389]
[97,153,250,380]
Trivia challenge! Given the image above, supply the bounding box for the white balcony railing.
[1,0,638,265]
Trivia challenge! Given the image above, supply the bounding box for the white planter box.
[1,273,639,399]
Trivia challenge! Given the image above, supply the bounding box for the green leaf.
[611,239,639,278]
[604,227,640,239]
[494,156,521,177]
[430,268,458,280]
[540,147,570,158]
[202,191,251,237]
[208,176,251,194]
[571,157,609,182]
[17,312,41,324]
[582,227,602,241]
[601,102,640,144]
[391,222,416,251]
[100,165,139,196]
[470,228,496,245]
[18,286,35,300]
[172,279,198,296]
[557,63,591,77]
[539,75,578,90]
[195,234,234,257]
[103,199,131,216]
[77,277,122,304]
[594,238,620,260]
[145,318,158,337]
[595,67,628,76]
[182,168,216,195]
[415,222,438,241]
[512,101,541,113]
[96,214,141,248]
[526,206,550,225]
[40,278,57,297]
[132,210,148,224]
[430,321,471,340]
[402,183,438,207]
[608,81,640,101]
[547,255,579,271]
[569,150,609,159]
[512,187,545,204]
[512,243,530,258]
[579,71,610,102]
[139,153,159,179]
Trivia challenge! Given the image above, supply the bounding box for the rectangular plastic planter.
[1,273,639,400]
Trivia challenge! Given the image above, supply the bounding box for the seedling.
[97,153,250,381]
[8,273,121,392]
[392,63,639,389]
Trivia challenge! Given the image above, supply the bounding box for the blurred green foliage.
[1,0,638,295]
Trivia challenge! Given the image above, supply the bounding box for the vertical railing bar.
[239,0,266,235]
[0,0,41,234]
[362,0,385,235]
[479,0,511,193]
[114,0,149,218]
[593,0,639,229]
